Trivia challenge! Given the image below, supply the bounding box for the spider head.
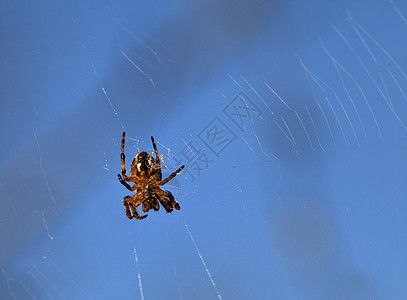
[130,151,154,175]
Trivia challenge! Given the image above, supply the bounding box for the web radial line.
[388,0,407,26]
[0,181,17,216]
[316,98,338,154]
[89,60,125,130]
[263,75,292,110]
[387,68,407,103]
[297,56,330,152]
[2,267,35,299]
[332,23,407,133]
[165,231,183,299]
[33,129,56,204]
[347,13,407,82]
[280,116,296,146]
[272,119,295,147]
[294,109,314,151]
[121,51,155,88]
[240,134,260,160]
[31,266,61,297]
[321,42,367,145]
[51,261,91,298]
[318,34,361,147]
[378,71,393,110]
[304,105,325,152]
[252,128,279,162]
[299,56,350,151]
[321,48,382,141]
[111,16,162,63]
[235,184,249,219]
[28,269,52,299]
[347,18,407,112]
[240,75,275,115]
[324,95,349,151]
[281,115,301,158]
[252,129,281,179]
[227,73,242,88]
[39,210,54,240]
[133,246,145,300]
[183,219,222,300]
[300,59,338,154]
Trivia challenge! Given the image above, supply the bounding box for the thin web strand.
[388,0,407,28]
[0,181,17,216]
[28,269,52,299]
[121,51,156,88]
[305,105,325,152]
[51,261,91,298]
[294,109,314,151]
[332,23,407,132]
[240,75,275,115]
[280,115,301,158]
[89,60,125,130]
[183,218,222,300]
[298,56,338,153]
[33,129,56,204]
[133,246,145,300]
[318,45,383,141]
[252,128,279,162]
[319,35,367,145]
[30,266,62,298]
[347,13,407,82]
[272,119,295,147]
[263,74,292,110]
[240,134,260,160]
[111,16,162,63]
[298,58,350,151]
[318,34,361,147]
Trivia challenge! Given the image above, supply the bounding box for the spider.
[117,132,185,220]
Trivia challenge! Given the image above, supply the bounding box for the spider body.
[118,132,184,220]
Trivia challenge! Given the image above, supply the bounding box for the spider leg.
[120,131,131,180]
[158,189,181,210]
[123,197,133,219]
[117,174,136,191]
[159,165,185,186]
[130,202,148,220]
[157,194,173,213]
[151,198,160,211]
[151,136,162,180]
[124,195,147,220]
[142,201,151,213]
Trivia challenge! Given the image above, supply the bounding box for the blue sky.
[1,0,407,299]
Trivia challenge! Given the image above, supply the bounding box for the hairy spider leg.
[123,198,133,219]
[159,165,185,186]
[124,195,147,220]
[117,174,136,190]
[120,131,130,180]
[158,188,181,210]
[151,198,160,211]
[142,201,151,213]
[151,136,162,180]
[157,194,174,213]
[118,132,139,189]
[130,202,147,220]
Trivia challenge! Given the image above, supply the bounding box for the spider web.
[1,0,407,299]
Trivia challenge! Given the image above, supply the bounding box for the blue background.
[1,0,407,299]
